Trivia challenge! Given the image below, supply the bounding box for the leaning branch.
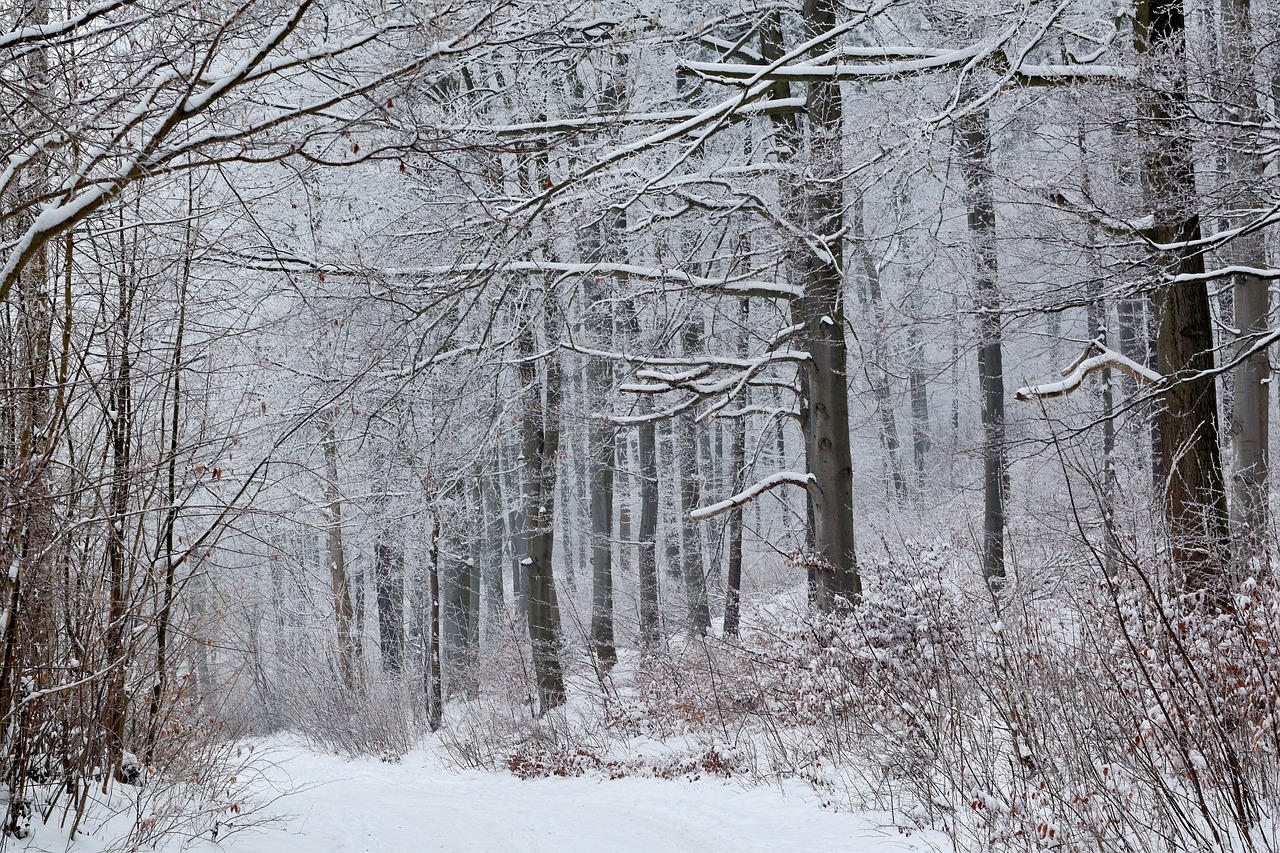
[690,471,814,521]
[1014,342,1161,401]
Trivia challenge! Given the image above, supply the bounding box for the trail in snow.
[190,739,938,853]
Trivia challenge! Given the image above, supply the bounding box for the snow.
[143,738,938,853]
[1014,346,1162,401]
[691,471,815,521]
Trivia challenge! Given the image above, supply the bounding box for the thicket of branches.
[3,0,1280,848]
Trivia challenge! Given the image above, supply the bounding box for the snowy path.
[204,740,938,853]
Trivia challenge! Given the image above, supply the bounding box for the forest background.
[2,0,1280,849]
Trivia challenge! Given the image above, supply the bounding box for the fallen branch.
[689,471,814,521]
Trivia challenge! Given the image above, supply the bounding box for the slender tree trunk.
[321,415,359,689]
[427,515,442,731]
[1219,0,1270,545]
[724,300,749,638]
[502,436,527,617]
[101,263,135,784]
[480,466,504,639]
[677,320,712,635]
[896,182,932,478]
[586,294,617,667]
[956,104,1007,585]
[661,420,682,581]
[145,242,190,763]
[854,191,907,499]
[1082,129,1118,571]
[637,403,661,646]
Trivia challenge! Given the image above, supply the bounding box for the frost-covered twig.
[689,471,814,521]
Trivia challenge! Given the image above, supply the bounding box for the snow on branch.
[1014,342,1161,401]
[689,472,814,521]
[221,256,802,301]
[450,97,804,138]
[684,51,1132,86]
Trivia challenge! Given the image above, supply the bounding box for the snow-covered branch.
[689,472,814,521]
[1014,342,1161,401]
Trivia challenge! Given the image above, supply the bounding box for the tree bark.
[723,298,749,638]
[1219,0,1270,545]
[145,243,189,763]
[677,319,713,636]
[517,286,566,712]
[956,103,1006,585]
[1138,0,1232,587]
[769,0,862,609]
[480,466,504,640]
[374,541,405,674]
[321,414,360,690]
[101,259,135,784]
[427,514,442,730]
[854,190,907,499]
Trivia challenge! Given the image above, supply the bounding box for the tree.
[1137,0,1231,586]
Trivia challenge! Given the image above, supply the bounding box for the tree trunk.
[956,104,1006,585]
[145,249,190,763]
[518,286,566,712]
[321,415,359,690]
[1138,0,1232,587]
[374,541,405,674]
[1219,0,1270,545]
[502,437,527,618]
[480,466,504,639]
[585,284,616,667]
[771,0,862,609]
[724,299,750,638]
[101,263,135,784]
[854,190,907,499]
[637,404,661,646]
[677,319,713,636]
[427,515,442,731]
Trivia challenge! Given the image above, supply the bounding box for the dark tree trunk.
[374,541,405,675]
[517,284,565,712]
[772,0,862,609]
[427,515,442,731]
[723,302,750,638]
[480,467,504,639]
[956,104,1006,585]
[1138,0,1232,587]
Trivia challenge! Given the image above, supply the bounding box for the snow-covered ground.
[173,738,939,853]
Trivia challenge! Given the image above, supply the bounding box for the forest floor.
[28,735,942,852]
[200,737,937,853]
